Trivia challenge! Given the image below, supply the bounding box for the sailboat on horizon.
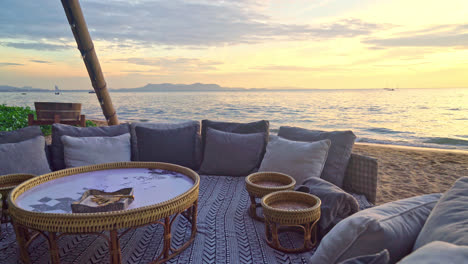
[55,85,60,95]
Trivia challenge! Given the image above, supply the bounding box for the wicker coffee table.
[8,162,200,264]
[245,172,296,221]
[262,190,321,253]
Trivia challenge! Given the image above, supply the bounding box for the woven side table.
[245,172,295,221]
[261,191,321,253]
[0,174,35,224]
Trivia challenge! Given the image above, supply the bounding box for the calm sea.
[1,88,467,150]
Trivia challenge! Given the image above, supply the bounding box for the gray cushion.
[0,136,51,175]
[338,249,390,264]
[310,193,442,264]
[0,126,42,143]
[130,121,202,167]
[0,126,51,167]
[51,123,130,170]
[298,177,359,236]
[399,241,468,264]
[199,128,265,176]
[201,120,269,167]
[135,123,200,169]
[413,177,468,250]
[278,126,356,187]
[61,133,131,168]
[259,136,330,185]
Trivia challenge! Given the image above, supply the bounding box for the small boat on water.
[383,88,395,91]
[88,90,95,94]
[21,92,27,95]
[55,85,61,95]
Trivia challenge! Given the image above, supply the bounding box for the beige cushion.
[310,193,441,264]
[61,133,131,168]
[399,241,468,264]
[413,177,468,249]
[338,249,390,264]
[259,136,330,185]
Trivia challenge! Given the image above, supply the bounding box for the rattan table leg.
[265,221,319,253]
[48,232,60,264]
[303,222,313,249]
[270,222,280,248]
[249,195,265,222]
[13,223,31,264]
[191,200,198,234]
[152,200,198,264]
[163,216,172,259]
[109,229,122,264]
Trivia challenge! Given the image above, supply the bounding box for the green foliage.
[0,105,97,135]
[0,104,35,132]
[86,120,97,127]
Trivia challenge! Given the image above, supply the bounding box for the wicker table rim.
[8,162,200,264]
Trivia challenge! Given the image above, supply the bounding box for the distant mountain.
[115,83,245,92]
[0,83,316,92]
[0,85,51,92]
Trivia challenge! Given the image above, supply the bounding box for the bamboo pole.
[60,0,119,125]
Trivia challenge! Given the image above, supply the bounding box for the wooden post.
[54,114,61,124]
[60,0,119,125]
[80,115,86,127]
[28,114,34,126]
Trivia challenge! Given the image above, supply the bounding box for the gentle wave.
[356,137,460,150]
[423,137,468,146]
[366,127,413,135]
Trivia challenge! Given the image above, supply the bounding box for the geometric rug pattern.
[0,175,371,264]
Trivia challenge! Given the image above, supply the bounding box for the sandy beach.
[353,143,468,205]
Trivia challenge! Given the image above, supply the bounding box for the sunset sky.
[1,0,467,90]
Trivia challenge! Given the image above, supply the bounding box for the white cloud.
[0,0,385,50]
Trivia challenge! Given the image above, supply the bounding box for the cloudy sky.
[1,0,467,89]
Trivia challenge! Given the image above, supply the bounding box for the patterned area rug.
[0,175,372,264]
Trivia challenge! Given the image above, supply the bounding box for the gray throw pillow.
[310,193,442,264]
[399,241,468,264]
[413,177,468,250]
[51,123,130,170]
[201,120,269,167]
[61,133,131,168]
[337,249,390,264]
[0,126,43,143]
[0,136,51,175]
[199,128,265,176]
[135,124,200,169]
[278,126,356,188]
[0,125,51,167]
[259,136,330,185]
[298,177,359,236]
[131,121,202,168]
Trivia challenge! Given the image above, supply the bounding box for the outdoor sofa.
[0,120,466,263]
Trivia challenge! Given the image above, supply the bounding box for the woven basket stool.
[261,190,321,253]
[245,172,295,221]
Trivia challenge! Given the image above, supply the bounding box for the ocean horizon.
[1,88,467,151]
